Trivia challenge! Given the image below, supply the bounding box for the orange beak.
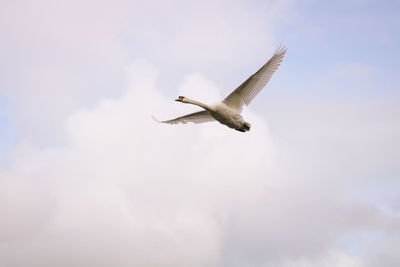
[175,97,183,101]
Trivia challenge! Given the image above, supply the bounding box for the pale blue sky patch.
[274,0,400,99]
[0,93,17,163]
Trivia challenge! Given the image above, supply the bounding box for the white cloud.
[0,61,272,266]
[0,60,399,266]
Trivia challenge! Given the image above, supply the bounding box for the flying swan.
[154,46,287,132]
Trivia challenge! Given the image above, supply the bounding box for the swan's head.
[175,96,187,103]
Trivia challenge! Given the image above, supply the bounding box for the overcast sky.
[0,0,399,266]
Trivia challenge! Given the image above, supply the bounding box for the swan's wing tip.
[274,44,287,55]
[151,115,180,124]
[151,115,161,123]
[275,44,288,54]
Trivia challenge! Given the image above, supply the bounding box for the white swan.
[155,46,287,132]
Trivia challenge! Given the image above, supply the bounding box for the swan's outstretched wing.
[223,45,287,112]
[153,110,215,124]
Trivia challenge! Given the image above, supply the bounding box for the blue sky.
[0,0,399,266]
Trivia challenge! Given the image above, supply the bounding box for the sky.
[0,0,399,266]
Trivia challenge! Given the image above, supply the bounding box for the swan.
[154,45,287,132]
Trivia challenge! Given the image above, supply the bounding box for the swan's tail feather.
[243,122,251,131]
[236,122,251,132]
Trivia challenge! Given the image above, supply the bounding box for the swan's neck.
[185,98,212,111]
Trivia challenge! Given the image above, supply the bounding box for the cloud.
[0,60,399,266]
[0,60,270,266]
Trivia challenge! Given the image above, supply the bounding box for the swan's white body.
[207,102,250,132]
[155,46,287,132]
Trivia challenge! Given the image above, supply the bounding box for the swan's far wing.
[154,110,215,125]
[223,45,287,112]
